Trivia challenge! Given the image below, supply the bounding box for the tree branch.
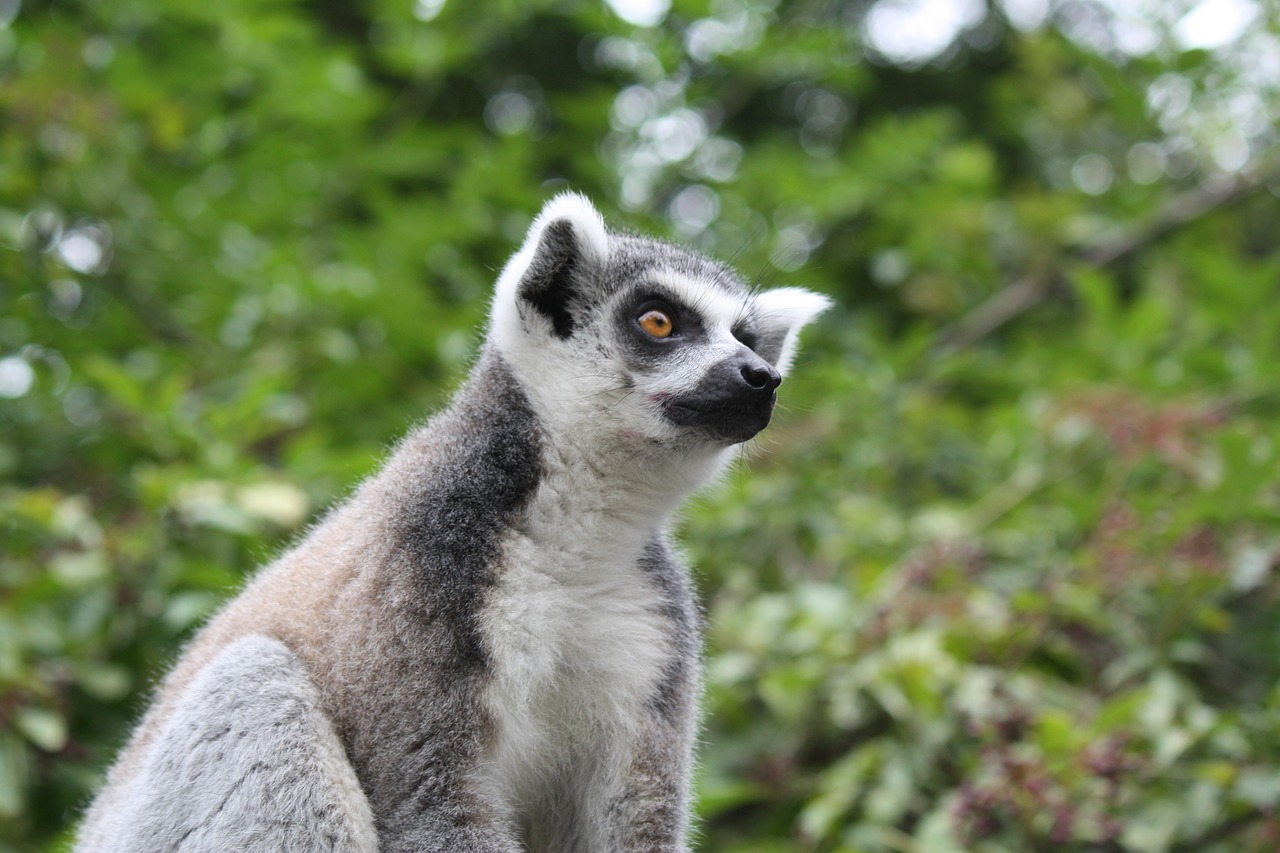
[931,168,1277,357]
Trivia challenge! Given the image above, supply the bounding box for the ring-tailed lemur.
[74,194,829,853]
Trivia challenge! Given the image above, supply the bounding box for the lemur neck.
[464,348,723,565]
[518,418,727,582]
[529,429,682,546]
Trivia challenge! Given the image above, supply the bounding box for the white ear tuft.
[490,192,610,348]
[530,192,609,264]
[752,286,833,376]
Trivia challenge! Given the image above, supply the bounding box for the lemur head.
[489,193,830,461]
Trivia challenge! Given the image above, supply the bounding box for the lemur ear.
[751,287,832,375]
[493,193,609,341]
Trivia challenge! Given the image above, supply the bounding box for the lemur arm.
[76,636,378,853]
[602,538,701,853]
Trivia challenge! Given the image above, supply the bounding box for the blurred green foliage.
[3,0,1279,850]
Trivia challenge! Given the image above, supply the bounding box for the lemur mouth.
[664,396,776,444]
[656,351,782,444]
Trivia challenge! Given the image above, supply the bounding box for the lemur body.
[75,195,829,852]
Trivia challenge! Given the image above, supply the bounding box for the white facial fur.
[488,193,831,491]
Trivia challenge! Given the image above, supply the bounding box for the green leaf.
[0,732,27,819]
[12,707,68,753]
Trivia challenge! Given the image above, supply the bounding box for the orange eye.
[638,309,675,339]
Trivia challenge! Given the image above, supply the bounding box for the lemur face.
[490,194,830,451]
[606,262,781,444]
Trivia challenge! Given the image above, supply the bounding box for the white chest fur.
[476,468,679,832]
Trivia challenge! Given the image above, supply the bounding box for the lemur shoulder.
[75,194,830,853]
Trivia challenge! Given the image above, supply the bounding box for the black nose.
[662,350,783,443]
[740,360,781,392]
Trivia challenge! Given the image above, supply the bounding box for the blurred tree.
[1,0,1278,850]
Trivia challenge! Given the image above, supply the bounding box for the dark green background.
[3,0,1279,849]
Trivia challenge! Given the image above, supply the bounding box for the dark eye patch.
[613,285,709,369]
[637,304,677,339]
[634,296,680,329]
[732,323,759,351]
[629,287,706,338]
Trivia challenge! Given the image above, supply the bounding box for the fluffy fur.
[75,193,829,853]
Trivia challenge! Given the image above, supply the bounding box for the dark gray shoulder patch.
[390,351,543,667]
